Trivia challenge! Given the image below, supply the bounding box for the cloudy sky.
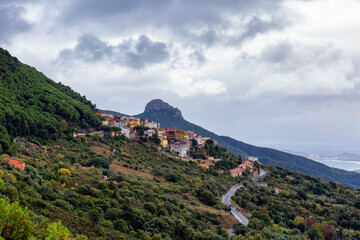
[1,0,360,155]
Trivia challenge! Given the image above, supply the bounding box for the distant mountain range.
[101,99,360,188]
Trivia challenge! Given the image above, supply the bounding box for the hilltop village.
[74,112,261,178]
[93,112,216,158]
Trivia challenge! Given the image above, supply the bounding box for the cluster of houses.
[198,156,260,178]
[79,113,217,158]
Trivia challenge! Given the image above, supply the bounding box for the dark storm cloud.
[0,5,31,43]
[58,34,169,69]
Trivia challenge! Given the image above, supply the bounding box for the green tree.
[0,199,34,239]
[90,156,110,169]
[45,221,71,240]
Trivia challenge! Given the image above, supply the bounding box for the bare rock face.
[144,99,183,118]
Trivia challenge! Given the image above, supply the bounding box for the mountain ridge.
[128,99,360,188]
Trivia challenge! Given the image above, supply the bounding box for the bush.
[45,221,71,240]
[58,168,72,176]
[0,199,34,239]
[90,156,110,169]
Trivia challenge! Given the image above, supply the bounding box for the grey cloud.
[58,34,169,69]
[59,0,288,43]
[0,5,31,43]
[61,0,171,25]
[189,50,206,64]
[198,29,218,47]
[242,15,289,40]
[123,35,169,69]
[261,41,293,63]
[59,34,113,62]
[257,41,347,72]
[225,14,290,46]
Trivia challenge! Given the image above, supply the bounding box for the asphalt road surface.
[221,183,249,226]
[221,168,268,229]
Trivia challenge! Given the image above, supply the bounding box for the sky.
[1,0,360,155]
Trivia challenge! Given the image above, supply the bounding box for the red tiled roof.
[199,163,215,168]
[2,157,25,170]
[230,167,244,175]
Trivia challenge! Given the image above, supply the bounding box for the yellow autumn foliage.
[294,216,305,224]
[58,168,72,176]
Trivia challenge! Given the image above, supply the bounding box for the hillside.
[1,48,360,239]
[2,134,360,239]
[0,47,101,154]
[134,99,360,188]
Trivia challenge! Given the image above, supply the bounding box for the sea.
[312,159,360,171]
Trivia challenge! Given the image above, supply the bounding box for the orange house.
[2,157,25,170]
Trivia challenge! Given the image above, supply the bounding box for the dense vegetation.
[231,166,360,239]
[3,133,360,239]
[134,103,360,188]
[0,134,243,239]
[0,48,101,155]
[2,48,360,239]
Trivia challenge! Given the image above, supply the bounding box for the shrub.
[0,199,34,239]
[58,168,71,176]
[45,221,71,240]
[90,156,110,169]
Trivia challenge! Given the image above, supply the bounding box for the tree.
[191,139,198,147]
[238,155,243,164]
[309,222,325,240]
[45,221,71,240]
[60,119,68,132]
[90,156,110,169]
[0,199,34,239]
[233,223,247,235]
[58,168,72,176]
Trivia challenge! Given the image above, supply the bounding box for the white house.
[120,127,130,138]
[145,129,156,137]
[145,121,160,129]
[245,156,259,162]
[170,144,190,158]
[114,121,127,128]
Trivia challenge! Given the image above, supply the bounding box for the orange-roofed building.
[198,162,215,169]
[2,157,25,170]
[274,188,281,194]
[239,160,254,170]
[230,167,244,177]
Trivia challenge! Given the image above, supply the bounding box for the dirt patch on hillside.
[219,214,238,229]
[89,143,111,156]
[110,163,166,182]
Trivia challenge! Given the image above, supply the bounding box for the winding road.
[221,183,249,226]
[221,168,268,229]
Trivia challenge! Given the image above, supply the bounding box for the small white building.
[145,121,160,129]
[145,129,156,137]
[245,156,259,162]
[192,136,202,146]
[114,121,127,128]
[170,144,190,158]
[120,127,130,138]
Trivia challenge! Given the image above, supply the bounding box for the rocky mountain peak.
[144,99,182,118]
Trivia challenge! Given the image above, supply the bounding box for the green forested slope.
[0,48,101,154]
